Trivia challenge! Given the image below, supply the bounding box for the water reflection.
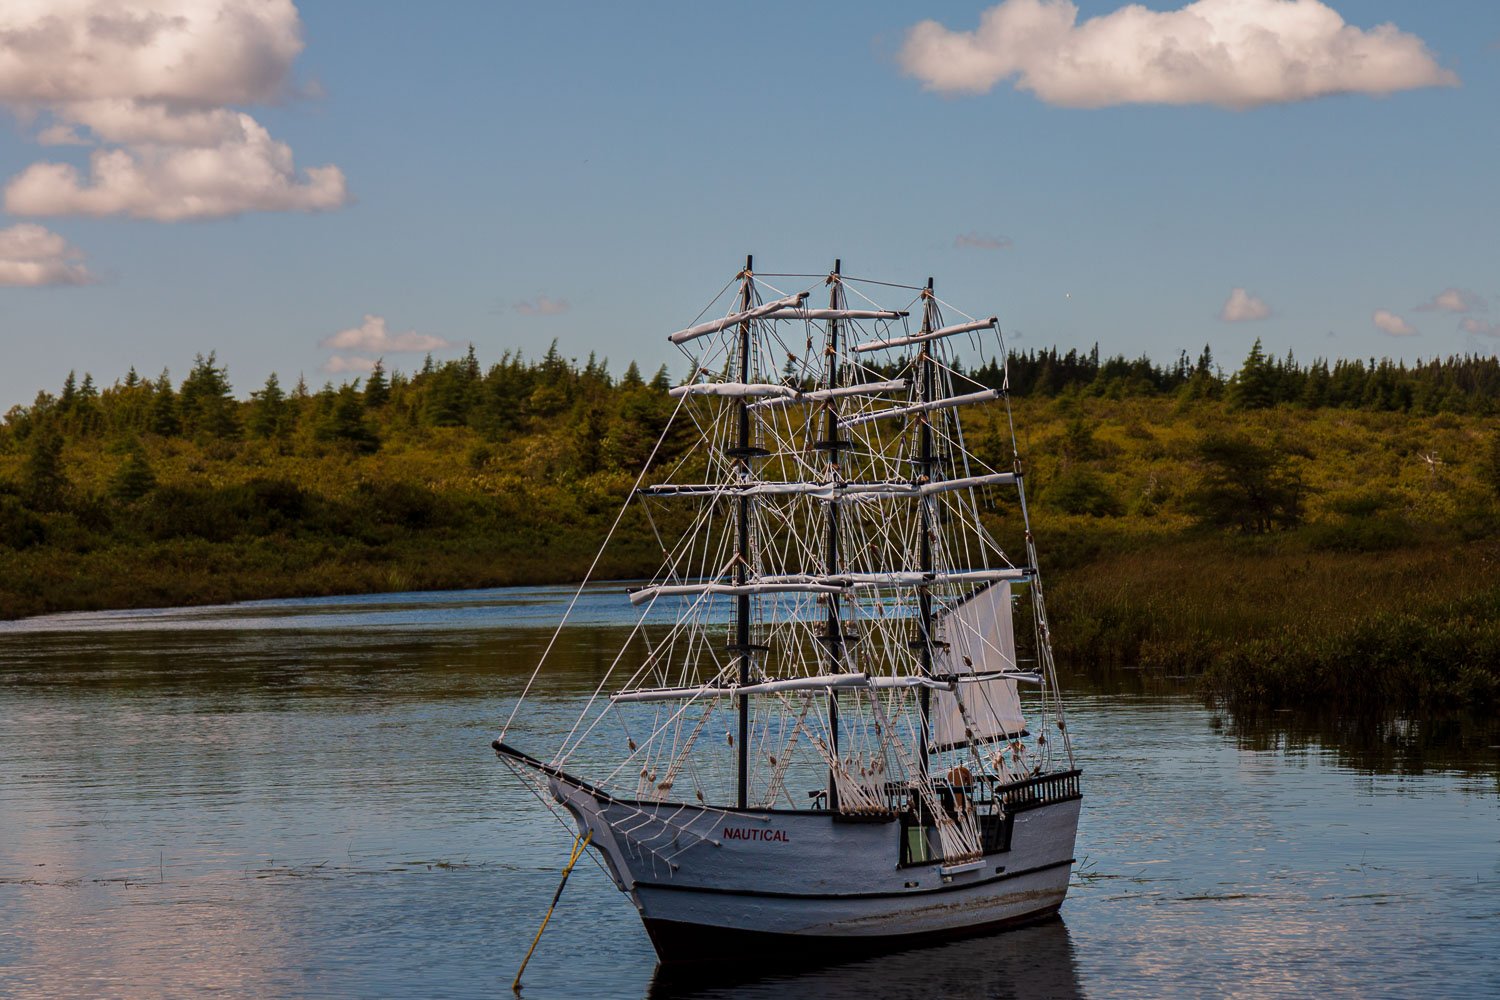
[647,917,1082,999]
[1219,709,1500,789]
[1,588,1496,1000]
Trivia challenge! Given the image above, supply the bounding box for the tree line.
[8,338,1499,454]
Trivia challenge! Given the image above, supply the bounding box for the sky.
[0,0,1496,407]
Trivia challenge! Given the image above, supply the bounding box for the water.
[1,587,1496,999]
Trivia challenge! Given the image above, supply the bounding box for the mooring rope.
[512,829,594,993]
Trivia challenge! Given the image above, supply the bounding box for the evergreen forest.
[3,340,1498,713]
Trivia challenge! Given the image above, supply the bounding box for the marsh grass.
[1046,533,1500,711]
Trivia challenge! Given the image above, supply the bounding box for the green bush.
[1048,469,1122,517]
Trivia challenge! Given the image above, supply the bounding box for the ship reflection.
[646,916,1084,1000]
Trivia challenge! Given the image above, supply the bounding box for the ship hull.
[636,861,1070,964]
[500,743,1081,964]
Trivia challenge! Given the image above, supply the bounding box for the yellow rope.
[512,829,594,993]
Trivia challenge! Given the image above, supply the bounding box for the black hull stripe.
[632,857,1074,901]
[643,904,1065,966]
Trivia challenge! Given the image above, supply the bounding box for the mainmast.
[917,277,936,778]
[733,254,754,810]
[823,259,844,811]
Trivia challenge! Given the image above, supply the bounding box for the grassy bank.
[1042,533,1500,712]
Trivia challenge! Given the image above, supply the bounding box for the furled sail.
[668,292,809,344]
[668,382,799,399]
[746,379,908,410]
[931,582,1026,749]
[760,307,908,322]
[853,318,998,353]
[837,389,1000,428]
[633,472,1016,500]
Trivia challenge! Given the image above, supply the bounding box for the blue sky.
[0,1,1496,407]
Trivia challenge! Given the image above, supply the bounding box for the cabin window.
[980,811,1012,854]
[899,812,937,866]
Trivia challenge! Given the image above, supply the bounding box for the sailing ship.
[495,257,1081,963]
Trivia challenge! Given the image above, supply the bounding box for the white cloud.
[0,1,302,107]
[1372,309,1416,336]
[320,315,453,354]
[0,222,94,286]
[954,231,1012,250]
[1415,287,1484,314]
[1219,287,1270,322]
[321,355,377,375]
[6,116,347,220]
[0,0,348,221]
[514,296,570,315]
[898,0,1457,109]
[1461,317,1499,338]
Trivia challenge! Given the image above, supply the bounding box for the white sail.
[746,379,908,410]
[630,568,1028,606]
[932,582,1026,748]
[838,389,1000,428]
[668,292,809,344]
[611,670,1037,704]
[635,473,1016,501]
[760,308,908,321]
[853,317,998,353]
[628,581,846,606]
[738,568,1030,589]
[612,672,874,704]
[669,382,798,399]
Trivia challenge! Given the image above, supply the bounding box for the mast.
[824,259,843,811]
[734,254,754,809]
[917,277,935,778]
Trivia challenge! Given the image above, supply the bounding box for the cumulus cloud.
[898,0,1457,109]
[1461,317,1500,338]
[320,315,454,354]
[0,222,94,286]
[0,0,348,221]
[1415,287,1484,314]
[514,296,570,315]
[1219,287,1270,322]
[1372,309,1416,336]
[321,355,377,375]
[954,231,1012,250]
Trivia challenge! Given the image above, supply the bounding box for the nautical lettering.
[721,827,790,843]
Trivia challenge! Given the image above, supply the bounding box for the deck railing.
[875,768,1081,819]
[992,769,1082,811]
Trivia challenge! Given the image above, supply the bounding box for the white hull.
[502,744,1080,962]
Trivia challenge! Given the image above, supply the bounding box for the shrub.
[1048,469,1123,517]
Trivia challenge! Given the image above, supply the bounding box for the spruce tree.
[317,384,380,453]
[179,352,238,438]
[249,373,288,438]
[59,370,77,412]
[364,359,390,408]
[1228,339,1273,409]
[23,432,67,510]
[149,370,181,436]
[109,443,157,502]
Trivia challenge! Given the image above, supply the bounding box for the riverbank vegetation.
[2,342,1497,712]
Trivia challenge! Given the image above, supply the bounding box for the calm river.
[1,586,1496,999]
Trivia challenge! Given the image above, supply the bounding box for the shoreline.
[6,528,1495,713]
